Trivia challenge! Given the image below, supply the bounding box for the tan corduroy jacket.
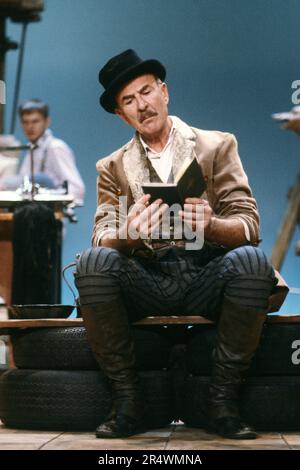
[92,116,288,312]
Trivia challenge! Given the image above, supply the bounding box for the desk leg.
[0,219,13,305]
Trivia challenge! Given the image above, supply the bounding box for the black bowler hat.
[99,49,166,113]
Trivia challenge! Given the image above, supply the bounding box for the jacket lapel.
[171,116,197,180]
[122,136,150,202]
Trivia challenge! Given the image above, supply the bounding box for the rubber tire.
[0,369,174,431]
[181,375,300,431]
[186,323,300,375]
[11,326,171,371]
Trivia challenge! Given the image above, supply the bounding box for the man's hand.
[178,197,249,248]
[118,194,168,252]
[178,197,214,237]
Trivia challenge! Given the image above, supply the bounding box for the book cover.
[141,157,207,206]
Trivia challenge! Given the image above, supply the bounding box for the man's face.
[115,74,169,138]
[20,111,50,142]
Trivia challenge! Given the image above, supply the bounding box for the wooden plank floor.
[0,421,299,450]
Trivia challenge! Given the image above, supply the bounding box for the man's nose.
[136,94,147,110]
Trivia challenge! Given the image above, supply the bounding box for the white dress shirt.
[19,129,85,204]
[139,119,176,183]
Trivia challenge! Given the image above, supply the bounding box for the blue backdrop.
[4,0,300,312]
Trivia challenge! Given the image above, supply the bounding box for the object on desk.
[0,190,74,207]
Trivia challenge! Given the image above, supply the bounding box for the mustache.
[139,111,157,123]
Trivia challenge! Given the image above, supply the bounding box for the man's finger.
[139,199,163,224]
[139,194,151,203]
[150,203,169,228]
[179,212,199,223]
[140,203,168,237]
[129,194,151,217]
[185,197,208,205]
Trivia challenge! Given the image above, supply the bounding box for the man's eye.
[142,89,151,95]
[124,99,133,105]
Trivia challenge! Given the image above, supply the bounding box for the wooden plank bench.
[1,315,299,368]
[0,314,300,334]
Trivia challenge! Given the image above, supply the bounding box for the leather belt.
[132,240,186,259]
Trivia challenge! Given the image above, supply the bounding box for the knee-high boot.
[208,296,267,439]
[80,299,146,438]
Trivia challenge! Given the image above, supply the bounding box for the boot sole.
[207,425,257,440]
[95,425,146,439]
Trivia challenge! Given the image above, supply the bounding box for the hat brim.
[99,59,166,113]
[272,106,300,121]
[272,112,294,121]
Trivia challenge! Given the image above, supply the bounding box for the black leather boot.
[208,297,267,439]
[79,300,146,438]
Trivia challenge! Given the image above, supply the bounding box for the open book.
[142,157,207,206]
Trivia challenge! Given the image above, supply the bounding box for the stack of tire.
[182,320,300,431]
[0,326,174,431]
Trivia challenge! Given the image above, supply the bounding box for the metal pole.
[0,16,6,134]
[10,22,27,135]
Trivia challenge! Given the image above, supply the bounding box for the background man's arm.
[48,142,85,204]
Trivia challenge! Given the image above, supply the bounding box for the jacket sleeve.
[212,133,260,244]
[92,159,126,246]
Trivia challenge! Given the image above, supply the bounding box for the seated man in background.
[1,99,85,205]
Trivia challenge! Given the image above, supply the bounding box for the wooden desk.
[0,211,63,306]
[0,192,74,305]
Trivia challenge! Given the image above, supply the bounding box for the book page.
[174,156,194,184]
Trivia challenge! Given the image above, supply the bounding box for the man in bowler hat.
[75,49,286,439]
